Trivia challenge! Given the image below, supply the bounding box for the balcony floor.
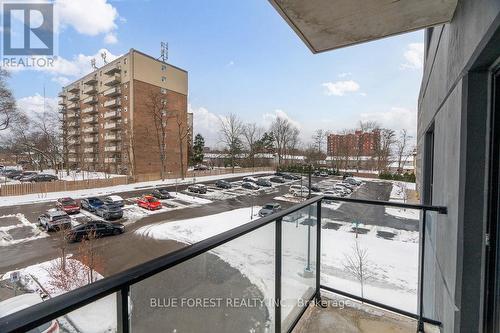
[293,294,439,333]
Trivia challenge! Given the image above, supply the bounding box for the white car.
[289,185,309,197]
[0,294,59,332]
[103,195,124,207]
[333,185,350,195]
[242,176,258,183]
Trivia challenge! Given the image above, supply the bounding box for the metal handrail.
[0,195,446,333]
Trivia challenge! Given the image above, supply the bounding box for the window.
[124,95,128,100]
[423,122,435,205]
[160,88,167,94]
[124,70,127,76]
[124,107,128,112]
[124,58,127,64]
[161,64,167,71]
[161,76,167,82]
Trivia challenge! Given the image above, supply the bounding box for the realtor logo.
[3,2,54,56]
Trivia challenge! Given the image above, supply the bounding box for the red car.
[56,197,80,214]
[137,195,162,210]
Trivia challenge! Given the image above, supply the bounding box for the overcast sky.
[6,0,424,148]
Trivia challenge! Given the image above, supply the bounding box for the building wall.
[132,79,188,176]
[418,1,500,331]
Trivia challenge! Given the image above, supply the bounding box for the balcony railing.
[67,84,79,93]
[104,110,121,119]
[104,122,121,130]
[103,98,120,108]
[103,86,121,97]
[82,126,98,134]
[83,75,98,85]
[104,64,121,75]
[0,195,447,333]
[82,116,98,124]
[82,96,98,105]
[104,134,121,141]
[66,121,79,127]
[83,136,98,143]
[81,106,97,115]
[67,93,79,101]
[104,73,121,86]
[66,111,78,118]
[67,102,79,110]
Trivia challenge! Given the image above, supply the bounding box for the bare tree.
[343,242,375,299]
[144,89,171,180]
[395,129,412,174]
[219,113,244,172]
[374,129,396,172]
[270,117,300,166]
[312,129,328,154]
[0,69,17,131]
[242,122,263,168]
[77,230,105,284]
[355,121,378,172]
[175,113,189,179]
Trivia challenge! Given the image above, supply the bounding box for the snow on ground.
[385,181,420,220]
[0,213,48,246]
[41,169,123,181]
[0,170,273,207]
[1,258,115,333]
[136,207,420,324]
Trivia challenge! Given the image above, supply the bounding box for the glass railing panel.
[129,222,276,333]
[281,203,318,332]
[321,198,421,314]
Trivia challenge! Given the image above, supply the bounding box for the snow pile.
[1,258,115,333]
[385,182,420,220]
[0,213,48,246]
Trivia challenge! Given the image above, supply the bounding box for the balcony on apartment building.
[103,98,121,108]
[82,95,98,105]
[83,84,98,95]
[0,196,447,333]
[82,126,98,134]
[66,121,80,128]
[104,144,120,152]
[58,97,65,105]
[67,129,80,137]
[104,109,121,119]
[83,157,96,163]
[104,133,121,141]
[103,86,121,97]
[67,102,80,110]
[104,121,121,130]
[104,64,121,75]
[67,148,76,154]
[65,110,78,118]
[68,157,77,163]
[83,147,97,154]
[103,73,121,86]
[67,84,79,93]
[81,106,98,115]
[67,139,79,146]
[83,135,98,144]
[82,116,98,124]
[67,93,80,102]
[83,74,98,85]
[104,157,120,163]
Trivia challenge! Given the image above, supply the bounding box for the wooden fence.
[132,167,274,183]
[0,177,129,197]
[0,167,274,197]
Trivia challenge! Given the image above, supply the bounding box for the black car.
[31,174,58,182]
[215,180,232,189]
[270,176,285,183]
[80,197,105,212]
[66,221,124,242]
[310,185,321,193]
[4,170,23,179]
[152,188,172,199]
[12,171,37,180]
[282,173,295,180]
[193,164,209,171]
[343,172,354,180]
[95,204,123,220]
[274,172,285,177]
[256,178,272,187]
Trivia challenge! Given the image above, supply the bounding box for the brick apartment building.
[327,129,380,156]
[59,49,189,176]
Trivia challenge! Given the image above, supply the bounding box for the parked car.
[313,170,321,176]
[215,179,232,189]
[0,294,59,333]
[289,185,309,197]
[66,221,125,242]
[333,185,350,195]
[11,171,37,180]
[343,172,354,179]
[336,183,354,192]
[4,169,22,179]
[103,195,124,207]
[31,174,58,182]
[310,185,322,193]
[38,209,72,232]
[80,197,105,212]
[319,171,329,177]
[188,184,208,194]
[256,178,272,187]
[137,195,162,210]
[242,182,259,190]
[290,174,302,180]
[258,203,282,217]
[242,176,258,183]
[270,176,285,183]
[95,204,123,220]
[323,190,345,201]
[274,172,285,177]
[193,164,209,171]
[19,173,38,182]
[152,188,173,199]
[56,197,80,214]
[282,173,295,180]
[344,177,362,186]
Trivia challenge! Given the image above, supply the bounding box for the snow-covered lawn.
[0,170,274,207]
[386,181,420,220]
[1,258,115,333]
[136,206,420,324]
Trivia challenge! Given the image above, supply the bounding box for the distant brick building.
[58,49,188,176]
[327,129,380,156]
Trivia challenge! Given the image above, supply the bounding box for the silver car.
[258,203,282,217]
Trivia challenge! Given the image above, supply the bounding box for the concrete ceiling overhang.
[269,0,458,53]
